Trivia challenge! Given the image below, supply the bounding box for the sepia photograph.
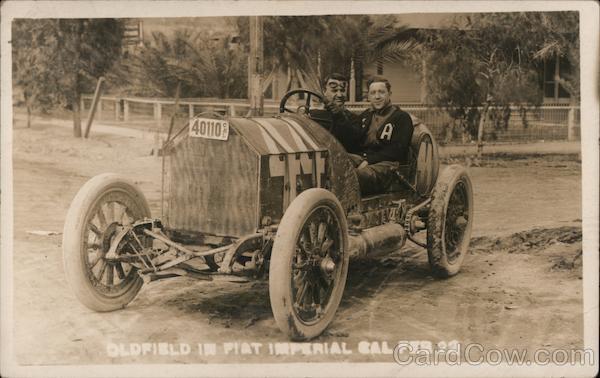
[1,1,598,377]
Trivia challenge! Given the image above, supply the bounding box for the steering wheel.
[279,89,324,114]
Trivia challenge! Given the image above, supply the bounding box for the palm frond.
[366,23,421,63]
[370,38,421,63]
[533,41,562,60]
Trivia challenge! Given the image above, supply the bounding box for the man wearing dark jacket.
[311,73,363,153]
[352,76,414,196]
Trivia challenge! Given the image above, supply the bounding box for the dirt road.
[10,119,583,364]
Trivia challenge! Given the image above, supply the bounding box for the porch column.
[567,106,576,141]
[153,102,162,121]
[349,58,356,102]
[114,99,120,121]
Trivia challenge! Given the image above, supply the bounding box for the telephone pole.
[248,16,264,116]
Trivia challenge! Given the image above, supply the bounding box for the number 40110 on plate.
[189,117,229,141]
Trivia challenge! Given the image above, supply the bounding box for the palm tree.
[236,15,374,98]
[112,29,247,99]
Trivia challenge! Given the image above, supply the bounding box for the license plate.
[189,118,229,141]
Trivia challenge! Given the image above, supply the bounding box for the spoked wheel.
[63,173,150,311]
[269,189,349,340]
[426,165,474,277]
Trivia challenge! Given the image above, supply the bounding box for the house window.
[543,55,571,101]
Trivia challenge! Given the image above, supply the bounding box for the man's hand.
[324,97,343,114]
[357,160,369,169]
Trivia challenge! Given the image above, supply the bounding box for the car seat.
[389,116,440,197]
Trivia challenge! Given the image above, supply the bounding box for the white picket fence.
[82,95,580,142]
[81,95,279,121]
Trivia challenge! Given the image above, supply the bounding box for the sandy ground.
[9,114,583,365]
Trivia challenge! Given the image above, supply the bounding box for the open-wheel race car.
[63,89,474,340]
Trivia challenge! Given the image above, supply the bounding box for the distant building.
[123,17,240,51]
[542,55,573,103]
[362,55,424,103]
[360,13,457,103]
[124,16,574,104]
[361,13,575,104]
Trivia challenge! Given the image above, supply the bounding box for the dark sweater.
[311,108,363,154]
[357,104,414,165]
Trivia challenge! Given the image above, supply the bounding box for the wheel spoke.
[308,221,318,248]
[312,279,321,305]
[321,237,334,256]
[96,206,107,229]
[301,281,314,310]
[89,223,102,237]
[122,211,131,226]
[106,264,114,286]
[299,234,311,256]
[293,270,307,286]
[295,280,309,307]
[107,202,116,223]
[115,262,126,279]
[317,274,331,295]
[127,241,140,254]
[317,222,327,246]
[89,250,104,269]
[97,260,107,280]
[113,203,124,225]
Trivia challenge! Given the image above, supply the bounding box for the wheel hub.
[320,257,335,275]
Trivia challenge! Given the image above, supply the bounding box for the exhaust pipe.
[348,223,406,258]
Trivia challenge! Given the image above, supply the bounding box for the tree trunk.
[248,16,264,116]
[476,102,489,159]
[23,91,34,128]
[26,103,32,129]
[73,91,82,137]
[72,19,83,137]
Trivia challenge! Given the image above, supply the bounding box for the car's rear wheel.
[269,189,349,340]
[426,165,474,277]
[63,173,150,311]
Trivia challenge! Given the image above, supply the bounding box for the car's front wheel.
[63,173,150,312]
[269,189,349,340]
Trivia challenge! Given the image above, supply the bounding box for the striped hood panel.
[229,116,326,155]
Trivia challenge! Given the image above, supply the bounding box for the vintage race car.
[62,89,473,340]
